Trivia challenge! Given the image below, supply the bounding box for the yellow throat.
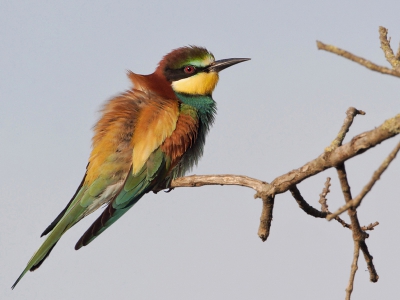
[172,72,219,95]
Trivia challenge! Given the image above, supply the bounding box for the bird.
[12,46,249,289]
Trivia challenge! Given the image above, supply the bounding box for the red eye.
[184,65,196,74]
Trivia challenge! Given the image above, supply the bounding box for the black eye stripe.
[164,65,207,82]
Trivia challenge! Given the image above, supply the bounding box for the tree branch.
[258,195,275,242]
[168,112,399,241]
[316,41,400,78]
[336,163,378,267]
[327,140,400,220]
[171,113,399,199]
[361,222,379,231]
[379,26,400,71]
[318,177,331,212]
[289,181,377,233]
[289,185,327,218]
[345,241,360,300]
[360,241,379,283]
[169,174,268,193]
[267,114,400,196]
[335,164,365,239]
[325,107,365,152]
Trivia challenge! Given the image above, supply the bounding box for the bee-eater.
[12,46,249,288]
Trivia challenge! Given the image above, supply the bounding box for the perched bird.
[12,46,249,288]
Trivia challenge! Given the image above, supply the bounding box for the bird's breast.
[161,105,199,167]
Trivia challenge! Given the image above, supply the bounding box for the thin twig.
[345,241,360,300]
[361,222,379,231]
[318,177,331,212]
[318,178,351,228]
[316,40,400,78]
[379,26,400,71]
[332,218,378,232]
[325,108,365,152]
[328,141,400,220]
[289,185,327,218]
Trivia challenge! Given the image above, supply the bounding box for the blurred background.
[1,1,399,299]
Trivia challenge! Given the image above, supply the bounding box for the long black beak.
[207,58,250,72]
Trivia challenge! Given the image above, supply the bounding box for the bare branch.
[336,163,379,284]
[335,221,379,232]
[258,196,275,241]
[318,178,351,229]
[345,241,360,300]
[267,113,400,197]
[289,185,327,218]
[290,181,376,232]
[361,222,379,231]
[318,177,352,229]
[336,164,366,240]
[169,174,268,193]
[325,108,365,152]
[328,141,400,220]
[379,26,400,71]
[360,241,379,282]
[318,177,331,212]
[167,112,399,244]
[316,41,400,78]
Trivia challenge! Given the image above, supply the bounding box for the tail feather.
[12,202,85,289]
[41,171,87,237]
[12,234,62,289]
[75,203,116,250]
[75,197,141,250]
[11,239,54,289]
[29,243,58,271]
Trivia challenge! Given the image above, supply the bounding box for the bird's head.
[156,46,250,96]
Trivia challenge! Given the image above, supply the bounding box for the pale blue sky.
[1,1,399,299]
